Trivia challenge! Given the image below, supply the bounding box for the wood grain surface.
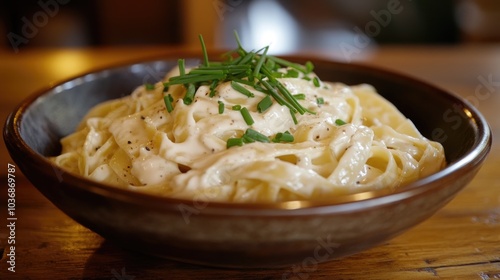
[0,45,499,279]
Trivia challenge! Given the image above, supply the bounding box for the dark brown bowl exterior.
[3,55,491,268]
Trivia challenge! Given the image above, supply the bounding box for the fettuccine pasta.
[52,64,445,202]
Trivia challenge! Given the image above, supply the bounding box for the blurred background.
[1,0,499,58]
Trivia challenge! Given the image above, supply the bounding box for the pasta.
[51,41,445,203]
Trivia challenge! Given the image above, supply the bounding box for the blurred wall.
[0,0,499,53]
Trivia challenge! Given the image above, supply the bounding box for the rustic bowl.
[3,54,491,268]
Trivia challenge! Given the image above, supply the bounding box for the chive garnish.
[313,77,321,87]
[218,101,224,114]
[240,107,254,125]
[209,79,218,97]
[163,94,174,113]
[245,128,269,143]
[231,81,255,98]
[145,83,155,90]
[183,84,196,105]
[227,138,244,148]
[290,109,298,125]
[257,95,273,113]
[293,93,306,100]
[199,34,209,67]
[163,33,321,124]
[178,59,186,76]
[316,97,324,105]
[253,46,268,78]
[273,131,294,143]
[335,119,347,126]
[232,104,241,110]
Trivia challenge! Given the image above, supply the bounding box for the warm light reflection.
[247,0,298,54]
[463,108,473,119]
[46,51,93,79]
[350,191,377,201]
[282,200,306,210]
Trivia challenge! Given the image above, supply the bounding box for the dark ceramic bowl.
[3,54,491,268]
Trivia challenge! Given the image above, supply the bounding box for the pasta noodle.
[51,64,445,203]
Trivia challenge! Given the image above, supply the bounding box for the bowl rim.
[3,52,493,215]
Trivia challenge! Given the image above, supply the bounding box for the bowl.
[3,54,491,268]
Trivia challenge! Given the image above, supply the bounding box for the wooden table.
[1,45,499,279]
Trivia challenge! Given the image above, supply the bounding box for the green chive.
[227,138,244,148]
[305,61,314,73]
[273,131,294,143]
[240,107,254,125]
[313,77,321,87]
[218,101,224,114]
[316,97,324,105]
[178,59,186,75]
[232,104,241,110]
[293,93,306,100]
[199,34,209,67]
[189,69,225,75]
[209,80,218,97]
[242,134,255,143]
[231,81,255,98]
[290,110,298,125]
[245,128,270,143]
[163,94,174,113]
[284,69,300,78]
[145,83,155,90]
[183,83,196,105]
[335,119,347,126]
[165,74,226,86]
[163,85,169,92]
[257,95,273,113]
[253,46,269,78]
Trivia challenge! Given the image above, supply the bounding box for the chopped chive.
[189,69,225,75]
[267,56,308,73]
[231,81,255,98]
[199,34,209,67]
[227,138,244,148]
[290,109,298,125]
[209,79,218,97]
[293,93,306,100]
[245,128,270,143]
[316,97,324,105]
[145,83,155,90]
[232,104,241,110]
[183,83,196,105]
[253,46,269,78]
[305,61,314,73]
[335,119,347,126]
[257,95,273,113]
[178,59,186,75]
[273,131,294,143]
[218,101,224,114]
[163,85,169,92]
[242,134,255,143]
[163,94,174,113]
[165,74,226,86]
[240,107,254,125]
[313,77,321,87]
[284,69,300,78]
[302,76,311,81]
